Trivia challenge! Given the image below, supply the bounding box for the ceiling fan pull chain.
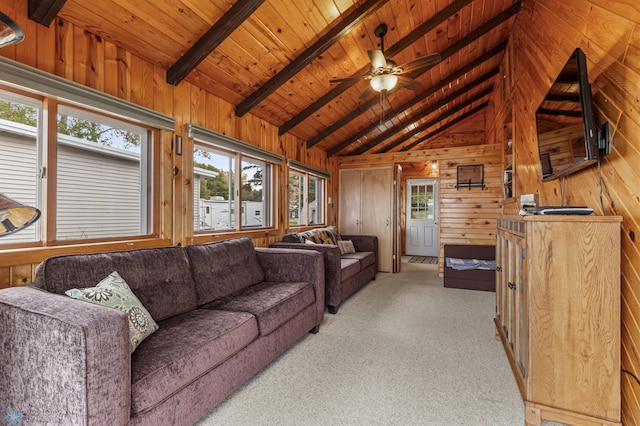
[379,90,384,124]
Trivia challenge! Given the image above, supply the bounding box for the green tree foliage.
[241,163,263,202]
[288,172,303,224]
[57,114,141,149]
[0,101,37,126]
[0,100,140,149]
[195,162,229,200]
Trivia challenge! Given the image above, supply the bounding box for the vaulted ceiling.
[29,0,521,156]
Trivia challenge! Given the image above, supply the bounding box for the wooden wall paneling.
[9,264,33,287]
[153,65,173,117]
[54,17,74,80]
[0,267,9,289]
[87,30,105,93]
[116,46,132,102]
[36,19,56,73]
[586,4,635,63]
[72,25,89,87]
[621,239,640,416]
[13,5,37,69]
[626,24,640,74]
[103,41,119,98]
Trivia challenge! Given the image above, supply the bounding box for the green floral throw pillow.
[65,271,159,353]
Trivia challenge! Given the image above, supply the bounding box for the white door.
[405,179,438,256]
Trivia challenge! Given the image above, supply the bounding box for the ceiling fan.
[330,23,441,99]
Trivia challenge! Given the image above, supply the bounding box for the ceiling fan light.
[0,12,24,48]
[370,74,398,92]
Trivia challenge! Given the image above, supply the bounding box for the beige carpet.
[196,260,524,425]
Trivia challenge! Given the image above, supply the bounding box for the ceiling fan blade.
[368,50,387,70]
[396,75,422,91]
[329,76,364,84]
[395,53,441,74]
[359,85,376,99]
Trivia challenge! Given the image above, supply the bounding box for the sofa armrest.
[0,287,130,425]
[255,248,325,326]
[269,242,342,309]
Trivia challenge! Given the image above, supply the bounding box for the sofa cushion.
[342,251,376,270]
[337,239,356,255]
[296,226,339,245]
[186,237,265,305]
[33,246,198,322]
[340,258,361,281]
[130,309,258,415]
[203,281,315,335]
[65,271,159,353]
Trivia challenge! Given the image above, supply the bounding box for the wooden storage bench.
[443,244,496,292]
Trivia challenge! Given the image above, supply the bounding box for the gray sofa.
[271,231,377,314]
[0,237,324,425]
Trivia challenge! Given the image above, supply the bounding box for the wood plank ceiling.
[30,0,522,156]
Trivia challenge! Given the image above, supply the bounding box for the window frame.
[190,125,281,235]
[0,76,169,248]
[287,161,329,228]
[53,103,156,242]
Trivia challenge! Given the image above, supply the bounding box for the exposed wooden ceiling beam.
[347,84,494,155]
[327,68,498,157]
[384,88,491,152]
[167,0,266,86]
[278,0,475,136]
[398,102,490,152]
[537,108,582,118]
[235,0,389,118]
[28,0,67,27]
[308,40,507,149]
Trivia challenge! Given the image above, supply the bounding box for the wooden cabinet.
[339,167,400,272]
[496,215,621,426]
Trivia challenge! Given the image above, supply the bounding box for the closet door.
[338,169,362,235]
[361,168,393,272]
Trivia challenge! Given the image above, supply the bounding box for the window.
[56,105,152,240]
[288,161,327,227]
[190,125,279,233]
[193,147,235,231]
[288,171,304,226]
[308,175,323,225]
[241,158,269,228]
[0,80,169,246]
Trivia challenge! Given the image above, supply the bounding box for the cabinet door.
[506,236,516,348]
[495,233,507,327]
[514,241,527,380]
[338,169,362,235]
[361,168,393,272]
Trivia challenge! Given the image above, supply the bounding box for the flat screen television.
[535,48,602,182]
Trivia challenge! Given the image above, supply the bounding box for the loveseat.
[271,228,377,314]
[0,237,324,425]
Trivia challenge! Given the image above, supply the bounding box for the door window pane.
[410,184,434,220]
